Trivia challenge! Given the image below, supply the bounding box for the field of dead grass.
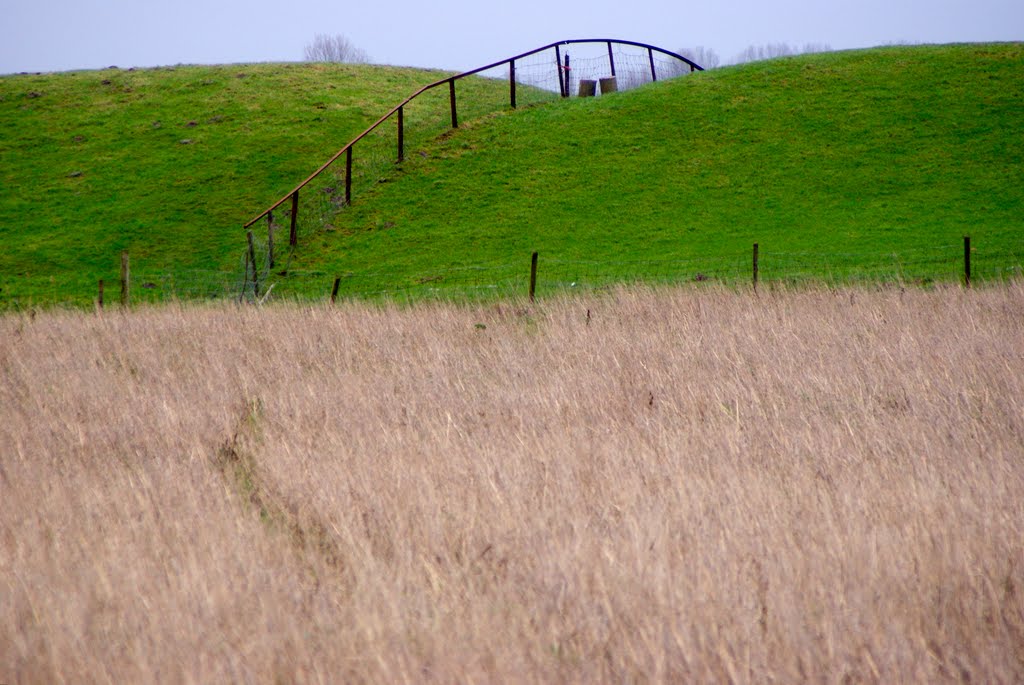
[2,284,1023,683]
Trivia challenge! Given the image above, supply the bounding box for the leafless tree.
[303,34,370,63]
[801,42,833,55]
[678,46,721,70]
[732,42,832,64]
[734,42,796,64]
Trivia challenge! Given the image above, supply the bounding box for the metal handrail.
[243,39,703,229]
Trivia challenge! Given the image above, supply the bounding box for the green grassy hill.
[2,44,1022,306]
[0,62,516,306]
[296,43,1022,299]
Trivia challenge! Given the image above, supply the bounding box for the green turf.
[292,43,1022,299]
[2,45,1021,306]
[0,62,517,306]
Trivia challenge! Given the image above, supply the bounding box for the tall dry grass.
[1,284,1022,683]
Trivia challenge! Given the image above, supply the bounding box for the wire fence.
[242,39,702,260]
[21,238,1011,310]
[8,40,1020,310]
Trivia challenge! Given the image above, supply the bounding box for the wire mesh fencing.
[67,238,1019,309]
[5,236,1018,311]
[506,41,701,97]
[242,40,701,261]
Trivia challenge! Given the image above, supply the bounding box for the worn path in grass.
[3,285,1023,681]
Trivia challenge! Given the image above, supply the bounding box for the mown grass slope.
[2,44,1021,306]
[0,62,514,305]
[293,43,1023,298]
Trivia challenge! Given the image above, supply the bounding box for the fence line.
[241,39,703,254]
[8,239,1021,309]
[39,237,1016,309]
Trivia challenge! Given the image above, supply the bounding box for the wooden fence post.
[449,78,458,128]
[97,279,104,310]
[239,248,249,303]
[120,251,129,307]
[247,231,260,299]
[509,60,517,109]
[267,211,274,268]
[289,192,299,247]
[331,276,341,303]
[397,106,404,162]
[529,251,538,302]
[345,147,353,206]
[753,243,759,293]
[964,235,971,287]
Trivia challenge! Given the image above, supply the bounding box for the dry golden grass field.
[2,284,1023,683]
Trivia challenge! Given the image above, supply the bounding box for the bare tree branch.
[678,46,721,69]
[303,34,370,64]
[732,42,832,64]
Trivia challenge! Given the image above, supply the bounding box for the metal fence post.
[563,53,571,98]
[555,44,564,96]
[509,60,517,109]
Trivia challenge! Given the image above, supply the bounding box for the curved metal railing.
[242,39,703,247]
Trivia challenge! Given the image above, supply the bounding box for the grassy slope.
[294,44,1023,296]
[0,62,512,305]
[2,45,1021,305]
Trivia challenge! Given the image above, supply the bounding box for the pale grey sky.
[2,0,1021,75]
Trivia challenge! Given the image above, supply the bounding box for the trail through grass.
[3,284,1023,681]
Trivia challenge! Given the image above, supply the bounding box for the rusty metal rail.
[243,39,702,232]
